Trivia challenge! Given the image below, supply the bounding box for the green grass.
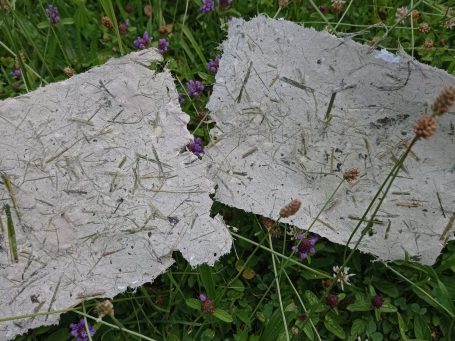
[1,0,455,340]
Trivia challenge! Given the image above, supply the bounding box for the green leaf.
[397,313,409,341]
[379,303,397,313]
[374,281,400,298]
[347,301,372,312]
[350,319,367,338]
[181,25,206,66]
[370,332,383,341]
[60,18,75,25]
[198,264,216,299]
[324,315,346,340]
[37,21,50,29]
[186,298,201,310]
[413,315,431,340]
[302,322,314,341]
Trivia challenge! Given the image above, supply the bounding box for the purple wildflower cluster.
[200,0,215,13]
[133,32,151,49]
[187,80,205,97]
[158,38,169,53]
[187,137,204,156]
[10,68,21,79]
[69,319,95,341]
[45,4,60,24]
[292,233,319,260]
[207,55,220,74]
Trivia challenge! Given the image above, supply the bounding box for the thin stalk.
[269,234,290,341]
[282,271,322,341]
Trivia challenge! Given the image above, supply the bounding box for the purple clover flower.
[198,292,215,314]
[10,68,21,79]
[372,294,384,308]
[187,137,204,156]
[187,80,205,97]
[133,32,151,50]
[178,94,186,104]
[119,19,129,34]
[69,319,95,341]
[326,294,339,309]
[207,55,221,74]
[292,233,319,260]
[201,0,215,13]
[45,4,60,24]
[158,38,169,53]
[219,0,233,9]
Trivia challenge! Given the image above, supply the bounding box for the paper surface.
[0,49,231,339]
[207,16,455,266]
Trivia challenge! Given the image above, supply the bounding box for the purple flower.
[158,38,169,53]
[187,80,205,97]
[45,4,60,24]
[178,94,186,104]
[133,32,151,49]
[207,55,221,74]
[69,319,95,341]
[119,19,129,34]
[292,233,319,260]
[201,0,215,13]
[219,0,233,9]
[326,294,338,309]
[10,68,21,79]
[199,293,207,302]
[198,292,215,314]
[372,294,384,308]
[187,137,204,156]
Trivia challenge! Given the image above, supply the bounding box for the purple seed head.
[10,68,21,79]
[372,294,384,308]
[187,137,204,157]
[293,233,319,260]
[207,55,221,74]
[158,38,169,53]
[133,31,151,49]
[200,0,215,13]
[69,319,95,341]
[219,0,233,9]
[45,4,60,24]
[326,294,339,309]
[187,80,205,97]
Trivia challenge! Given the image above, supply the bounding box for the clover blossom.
[292,233,319,260]
[119,19,129,34]
[220,0,233,9]
[187,137,204,156]
[69,319,95,341]
[187,80,205,97]
[45,4,60,24]
[133,32,151,49]
[10,68,21,79]
[207,55,221,74]
[158,39,169,53]
[201,0,215,13]
[199,292,215,314]
[333,265,355,291]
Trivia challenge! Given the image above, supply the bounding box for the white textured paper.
[207,17,455,265]
[0,49,231,339]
